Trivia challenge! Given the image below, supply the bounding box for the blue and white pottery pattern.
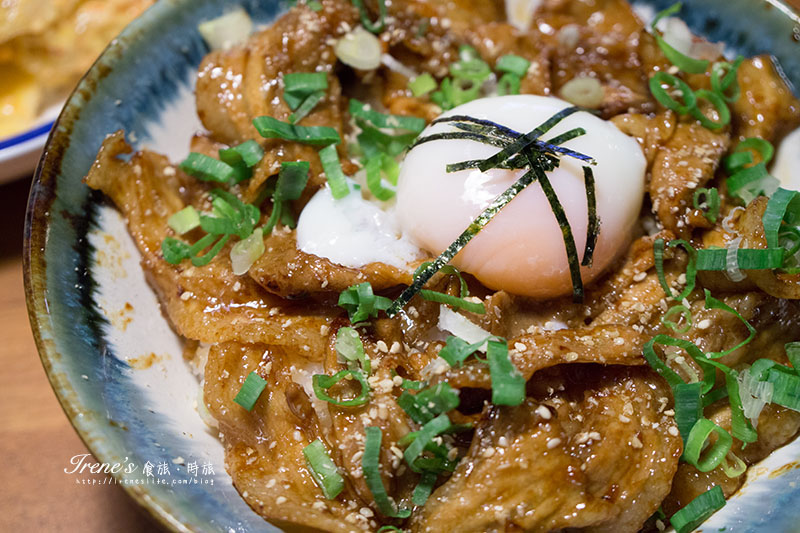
[23,0,800,531]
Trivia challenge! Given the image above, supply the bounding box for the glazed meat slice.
[204,342,377,532]
[537,0,657,116]
[731,55,800,144]
[84,132,335,346]
[195,0,356,202]
[648,123,730,238]
[411,367,682,533]
[249,229,417,298]
[436,324,648,390]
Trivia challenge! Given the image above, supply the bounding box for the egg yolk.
[395,95,646,299]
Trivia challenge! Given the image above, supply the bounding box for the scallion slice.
[351,0,386,33]
[318,144,351,199]
[763,188,798,249]
[650,3,710,74]
[180,152,236,183]
[703,290,756,359]
[283,72,328,110]
[363,426,411,518]
[766,369,800,410]
[674,382,703,444]
[683,418,733,472]
[253,116,340,145]
[303,439,344,499]
[654,238,698,301]
[349,99,426,133]
[409,73,437,97]
[335,327,371,375]
[313,370,370,407]
[397,382,460,425]
[403,414,451,473]
[219,139,265,168]
[710,56,744,102]
[496,54,531,78]
[487,338,525,406]
[289,91,326,124]
[689,89,730,130]
[670,485,726,533]
[787,342,800,372]
[365,154,396,201]
[649,72,697,115]
[695,247,785,271]
[497,73,522,96]
[411,471,437,506]
[693,187,720,224]
[168,206,201,235]
[338,282,392,324]
[419,290,485,314]
[662,304,692,334]
[437,336,486,367]
[233,371,268,411]
[726,162,780,204]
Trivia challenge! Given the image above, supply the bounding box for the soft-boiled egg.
[772,126,800,192]
[395,95,646,299]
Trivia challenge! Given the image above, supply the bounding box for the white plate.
[0,105,61,182]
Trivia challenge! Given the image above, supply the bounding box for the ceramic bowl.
[24,0,800,531]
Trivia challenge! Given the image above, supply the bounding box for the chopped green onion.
[710,56,744,102]
[763,188,798,249]
[303,439,344,499]
[377,527,403,533]
[313,370,370,406]
[487,338,525,406]
[683,418,733,472]
[283,72,328,110]
[180,152,235,183]
[662,304,693,334]
[693,187,720,224]
[233,371,267,411]
[726,162,780,204]
[431,77,481,110]
[703,289,756,359]
[409,73,437,97]
[403,414,451,473]
[307,0,323,11]
[351,0,386,33]
[363,426,411,518]
[674,382,704,444]
[670,485,726,533]
[338,282,392,324]
[318,144,351,199]
[689,89,730,130]
[365,154,396,201]
[253,115,340,145]
[787,342,800,372]
[335,327,371,375]
[650,3,710,74]
[289,90,325,124]
[419,290,485,314]
[437,336,486,367]
[168,206,201,235]
[496,54,531,78]
[264,161,311,234]
[649,72,697,114]
[695,247,785,271]
[190,234,231,267]
[766,369,800,410]
[497,73,522,96]
[349,99,426,133]
[412,471,437,506]
[721,450,747,478]
[219,139,265,168]
[397,382,460,424]
[230,228,265,275]
[413,262,469,297]
[654,238,698,301]
[450,56,491,84]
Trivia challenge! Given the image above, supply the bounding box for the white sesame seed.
[276,496,287,505]
[547,438,562,449]
[697,319,711,330]
[536,405,552,420]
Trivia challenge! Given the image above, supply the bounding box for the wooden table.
[0,177,161,532]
